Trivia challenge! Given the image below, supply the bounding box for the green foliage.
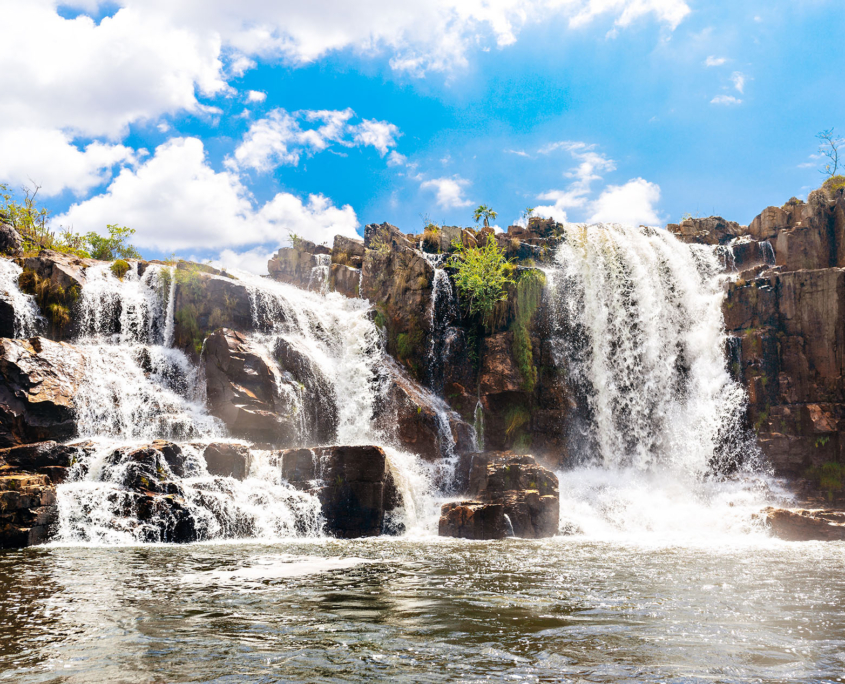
[110,259,131,280]
[522,207,535,222]
[396,329,422,360]
[815,435,831,448]
[473,204,497,228]
[448,236,515,330]
[805,462,845,501]
[288,232,303,250]
[373,308,387,330]
[18,268,80,333]
[368,225,391,255]
[823,175,845,194]
[1,183,142,260]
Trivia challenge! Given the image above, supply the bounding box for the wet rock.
[329,263,361,298]
[202,443,251,480]
[0,337,84,447]
[376,359,475,462]
[202,329,297,444]
[438,501,506,540]
[463,451,559,538]
[761,507,845,541]
[0,440,88,483]
[281,445,399,538]
[0,472,57,548]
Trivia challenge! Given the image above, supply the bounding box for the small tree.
[522,207,535,223]
[448,236,514,329]
[817,128,842,178]
[84,224,141,260]
[473,204,498,228]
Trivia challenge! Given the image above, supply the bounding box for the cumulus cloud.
[247,90,267,103]
[421,176,473,209]
[534,142,615,221]
[711,94,742,105]
[54,137,360,251]
[588,178,663,226]
[212,246,277,275]
[228,108,400,172]
[705,55,727,66]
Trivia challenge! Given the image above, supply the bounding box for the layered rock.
[0,337,84,447]
[0,220,22,257]
[202,329,297,444]
[0,472,57,548]
[267,239,331,292]
[761,507,845,541]
[439,501,506,540]
[281,445,400,538]
[440,451,559,539]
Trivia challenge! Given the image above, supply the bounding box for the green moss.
[18,268,80,334]
[823,175,845,194]
[805,461,844,501]
[110,259,130,280]
[505,405,530,437]
[509,269,546,392]
[373,308,387,330]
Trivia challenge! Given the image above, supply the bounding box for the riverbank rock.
[280,445,400,538]
[0,472,57,548]
[0,337,84,447]
[202,329,297,444]
[438,501,506,540]
[761,507,845,541]
[463,451,559,538]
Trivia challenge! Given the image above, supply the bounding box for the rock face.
[439,501,506,540]
[0,472,57,548]
[0,337,84,447]
[762,507,845,541]
[202,442,251,480]
[463,451,559,538]
[267,239,331,292]
[281,445,399,538]
[202,329,297,444]
[0,221,22,257]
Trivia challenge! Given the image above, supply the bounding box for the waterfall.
[546,223,774,541]
[55,265,437,544]
[0,258,43,337]
[308,254,330,295]
[422,253,458,391]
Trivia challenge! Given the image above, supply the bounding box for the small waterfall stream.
[0,258,43,337]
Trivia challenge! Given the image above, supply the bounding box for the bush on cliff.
[823,175,845,195]
[448,236,514,330]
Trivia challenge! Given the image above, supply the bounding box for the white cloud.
[247,90,267,103]
[387,151,407,167]
[0,127,137,197]
[534,141,615,221]
[228,108,400,172]
[705,55,727,66]
[421,176,473,209]
[54,137,359,251]
[212,247,276,275]
[710,95,742,105]
[731,71,746,93]
[588,178,663,226]
[570,0,690,30]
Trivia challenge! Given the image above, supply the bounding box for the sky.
[0,0,842,273]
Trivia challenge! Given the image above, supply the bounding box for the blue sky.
[1,0,842,271]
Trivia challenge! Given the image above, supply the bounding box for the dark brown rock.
[0,222,22,257]
[0,472,57,548]
[331,235,365,268]
[761,507,845,541]
[202,443,251,480]
[329,263,361,298]
[668,216,747,245]
[202,329,297,444]
[0,337,84,447]
[281,445,399,538]
[438,501,505,540]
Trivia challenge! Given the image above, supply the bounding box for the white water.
[546,223,779,541]
[0,258,43,337]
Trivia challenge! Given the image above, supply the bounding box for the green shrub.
[448,236,515,329]
[510,269,546,392]
[823,175,845,194]
[805,462,845,501]
[110,259,131,279]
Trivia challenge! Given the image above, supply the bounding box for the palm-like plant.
[473,204,497,228]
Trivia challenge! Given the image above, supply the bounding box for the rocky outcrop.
[439,501,506,540]
[0,472,57,548]
[202,329,297,444]
[202,442,252,480]
[267,239,331,292]
[0,221,22,257]
[376,359,475,462]
[668,216,746,246]
[761,507,845,541]
[281,445,400,538]
[0,337,84,447]
[0,440,87,483]
[462,451,559,538]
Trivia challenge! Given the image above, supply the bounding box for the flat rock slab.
[762,507,845,541]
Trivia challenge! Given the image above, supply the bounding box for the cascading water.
[0,258,43,337]
[54,263,439,544]
[545,223,779,541]
[421,253,459,392]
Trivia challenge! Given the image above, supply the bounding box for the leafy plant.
[473,204,498,228]
[447,236,514,329]
[84,224,141,260]
[110,259,131,280]
[823,175,845,194]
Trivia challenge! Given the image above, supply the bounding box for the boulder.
[202,442,251,480]
[438,501,506,540]
[202,329,297,444]
[462,451,559,538]
[267,239,331,291]
[761,507,845,541]
[0,337,84,447]
[0,472,57,548]
[329,263,361,298]
[281,445,399,538]
[0,222,22,257]
[667,216,747,245]
[331,235,365,269]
